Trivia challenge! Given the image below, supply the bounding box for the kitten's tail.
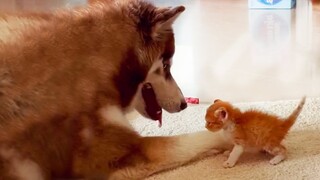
[283,96,306,130]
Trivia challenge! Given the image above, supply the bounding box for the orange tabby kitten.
[205,97,306,168]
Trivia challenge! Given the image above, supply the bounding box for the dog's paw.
[208,148,223,155]
[198,149,223,159]
[223,160,236,168]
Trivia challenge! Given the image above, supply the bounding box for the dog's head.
[120,1,187,122]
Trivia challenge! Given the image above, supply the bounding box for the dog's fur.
[0,1,231,179]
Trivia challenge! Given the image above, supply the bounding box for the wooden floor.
[0,0,320,103]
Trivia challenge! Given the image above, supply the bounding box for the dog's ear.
[151,6,185,41]
[135,4,185,42]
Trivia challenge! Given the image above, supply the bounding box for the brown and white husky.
[0,0,231,179]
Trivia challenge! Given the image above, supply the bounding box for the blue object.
[249,0,296,9]
[259,0,282,5]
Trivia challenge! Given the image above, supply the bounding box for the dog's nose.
[180,101,187,110]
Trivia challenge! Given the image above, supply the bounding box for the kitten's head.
[205,99,234,132]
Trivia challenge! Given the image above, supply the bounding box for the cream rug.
[131,97,320,180]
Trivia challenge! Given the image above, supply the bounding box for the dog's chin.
[134,83,163,126]
[135,103,162,121]
[135,104,162,127]
[136,108,152,119]
[134,93,156,121]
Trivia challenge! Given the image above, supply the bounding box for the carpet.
[130,97,320,180]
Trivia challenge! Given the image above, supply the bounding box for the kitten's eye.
[163,63,168,69]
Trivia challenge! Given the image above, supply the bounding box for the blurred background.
[0,0,319,103]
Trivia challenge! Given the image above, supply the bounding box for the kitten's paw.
[269,155,285,165]
[223,160,236,168]
[269,159,281,165]
[223,150,231,157]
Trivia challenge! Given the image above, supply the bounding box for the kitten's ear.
[215,107,228,122]
[151,6,185,41]
[214,99,221,103]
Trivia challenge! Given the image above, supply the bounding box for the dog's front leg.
[109,130,232,179]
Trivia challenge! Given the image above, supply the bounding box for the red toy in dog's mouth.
[141,83,162,127]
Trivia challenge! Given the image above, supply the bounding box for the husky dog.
[0,0,230,179]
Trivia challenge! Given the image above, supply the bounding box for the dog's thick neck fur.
[0,1,176,126]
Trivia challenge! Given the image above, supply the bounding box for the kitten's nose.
[180,101,187,110]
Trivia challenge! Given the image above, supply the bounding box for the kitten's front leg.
[223,144,244,168]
